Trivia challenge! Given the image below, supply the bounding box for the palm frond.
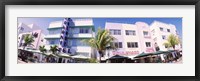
[163,34,180,49]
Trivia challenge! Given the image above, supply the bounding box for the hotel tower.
[44,18,95,58]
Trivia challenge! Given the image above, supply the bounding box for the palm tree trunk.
[173,45,175,50]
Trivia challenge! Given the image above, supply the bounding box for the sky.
[18,17,182,38]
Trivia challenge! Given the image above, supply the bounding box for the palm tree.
[23,34,35,50]
[39,45,47,62]
[39,45,47,53]
[163,34,180,50]
[83,28,116,62]
[50,45,58,55]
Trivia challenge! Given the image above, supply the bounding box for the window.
[160,27,163,31]
[145,42,151,47]
[33,32,38,38]
[77,40,88,46]
[127,42,131,48]
[167,29,170,32]
[79,28,90,33]
[70,39,88,46]
[114,43,118,48]
[114,30,121,35]
[119,42,122,48]
[111,42,122,48]
[162,35,166,40]
[143,31,149,36]
[49,29,62,35]
[20,27,24,31]
[72,40,77,46]
[126,30,136,35]
[127,42,138,48]
[50,41,55,44]
[110,29,121,35]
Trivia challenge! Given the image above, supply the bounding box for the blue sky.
[18,17,182,38]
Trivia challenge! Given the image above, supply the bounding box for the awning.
[134,52,152,58]
[71,54,89,59]
[151,51,166,55]
[26,49,41,53]
[57,53,71,58]
[108,55,129,60]
[152,50,175,55]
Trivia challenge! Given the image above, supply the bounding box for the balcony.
[44,34,60,39]
[68,33,93,38]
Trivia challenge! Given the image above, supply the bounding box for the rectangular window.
[117,30,121,35]
[110,29,121,35]
[72,40,77,46]
[143,31,149,36]
[79,28,90,33]
[109,30,114,35]
[127,42,138,48]
[114,42,119,48]
[126,30,136,35]
[114,30,118,35]
[111,42,122,48]
[68,40,72,47]
[71,39,88,46]
[145,42,151,47]
[49,29,62,35]
[160,27,163,31]
[127,42,131,48]
[162,35,166,40]
[167,29,170,32]
[119,42,122,48]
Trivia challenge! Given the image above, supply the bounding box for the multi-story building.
[18,23,46,49]
[150,21,181,51]
[104,22,155,59]
[44,18,95,58]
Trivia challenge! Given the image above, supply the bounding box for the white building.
[104,22,155,59]
[44,18,95,58]
[150,21,181,51]
[18,23,46,49]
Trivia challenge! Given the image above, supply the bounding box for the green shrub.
[88,58,97,63]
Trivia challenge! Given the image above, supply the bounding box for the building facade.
[150,21,181,51]
[104,22,155,59]
[44,18,95,58]
[18,23,46,49]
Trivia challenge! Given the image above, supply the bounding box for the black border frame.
[0,0,199,81]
